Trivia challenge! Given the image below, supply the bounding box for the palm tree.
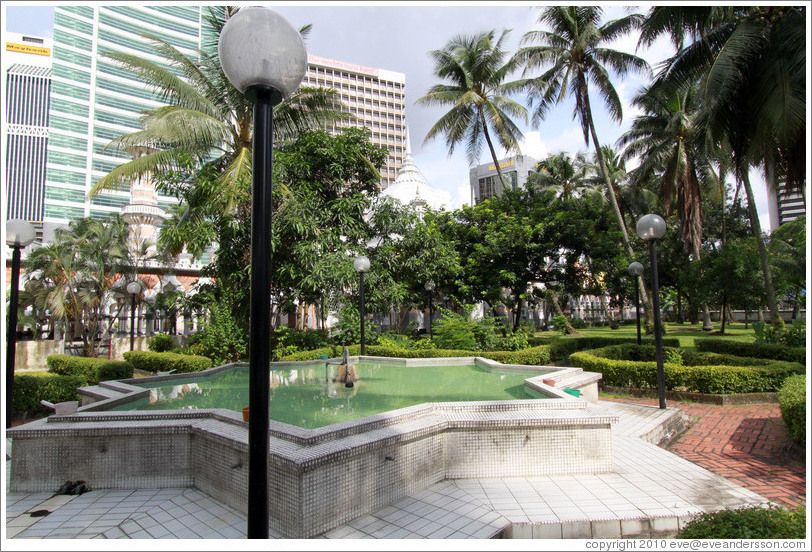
[618,81,716,330]
[417,29,528,191]
[526,151,591,200]
[25,216,134,356]
[88,7,348,217]
[639,5,806,327]
[516,6,652,320]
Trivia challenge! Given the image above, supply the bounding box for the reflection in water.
[125,363,541,429]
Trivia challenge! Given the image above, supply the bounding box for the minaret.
[120,146,166,252]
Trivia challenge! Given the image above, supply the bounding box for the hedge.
[677,506,805,539]
[280,344,553,366]
[12,374,84,412]
[778,374,806,446]
[47,355,134,385]
[546,337,680,361]
[695,338,805,364]
[123,351,213,373]
[570,344,804,394]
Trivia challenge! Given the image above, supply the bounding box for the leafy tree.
[418,29,528,191]
[24,216,134,357]
[769,216,806,319]
[526,151,593,200]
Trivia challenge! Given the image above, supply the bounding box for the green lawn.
[533,321,759,350]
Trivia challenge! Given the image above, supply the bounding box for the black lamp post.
[126,280,141,351]
[5,219,35,428]
[636,214,667,409]
[424,280,435,339]
[354,255,370,355]
[218,7,307,539]
[627,262,644,345]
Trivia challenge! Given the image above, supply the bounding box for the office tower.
[767,182,806,231]
[469,155,538,204]
[301,54,406,190]
[4,32,52,223]
[43,5,203,225]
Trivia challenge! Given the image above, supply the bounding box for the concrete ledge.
[602,386,780,405]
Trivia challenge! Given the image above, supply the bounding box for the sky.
[3,1,775,230]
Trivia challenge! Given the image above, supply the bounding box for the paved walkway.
[6,399,797,539]
[603,398,806,509]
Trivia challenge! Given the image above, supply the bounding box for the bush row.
[544,337,681,361]
[123,351,213,373]
[13,373,85,412]
[677,505,805,539]
[569,346,803,394]
[280,344,553,365]
[778,374,806,446]
[695,338,805,364]
[46,355,134,385]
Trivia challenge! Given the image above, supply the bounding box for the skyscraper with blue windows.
[44,5,207,225]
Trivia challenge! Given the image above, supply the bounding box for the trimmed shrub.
[12,374,84,412]
[778,374,806,446]
[47,354,108,382]
[97,360,134,382]
[677,506,805,539]
[570,345,803,394]
[279,344,553,366]
[695,338,805,364]
[123,351,213,373]
[547,337,680,361]
[148,333,176,352]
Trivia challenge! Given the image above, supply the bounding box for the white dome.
[382,127,451,210]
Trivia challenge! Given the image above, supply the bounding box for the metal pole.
[130,295,136,351]
[650,240,666,409]
[248,86,275,539]
[428,294,433,340]
[6,245,22,428]
[634,278,641,345]
[359,271,366,356]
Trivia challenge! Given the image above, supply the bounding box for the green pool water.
[115,361,544,428]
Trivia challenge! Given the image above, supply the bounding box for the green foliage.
[570,345,804,394]
[695,338,806,364]
[12,374,84,412]
[47,355,108,384]
[148,333,176,352]
[332,299,375,348]
[96,361,134,382]
[546,337,681,361]
[432,308,478,350]
[778,374,806,446]
[753,320,806,347]
[664,348,684,366]
[677,506,806,539]
[376,332,436,351]
[123,351,213,374]
[183,290,248,365]
[552,315,570,334]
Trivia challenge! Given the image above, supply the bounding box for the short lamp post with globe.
[424,280,435,340]
[6,219,36,428]
[126,280,142,352]
[354,255,371,355]
[627,261,645,345]
[636,214,667,409]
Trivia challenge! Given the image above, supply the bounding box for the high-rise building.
[767,181,806,231]
[469,155,538,204]
[4,32,52,223]
[11,7,407,228]
[301,54,406,190]
[42,5,205,226]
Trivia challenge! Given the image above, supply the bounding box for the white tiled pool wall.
[10,357,611,538]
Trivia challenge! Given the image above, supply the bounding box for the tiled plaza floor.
[5,398,803,539]
[603,398,807,509]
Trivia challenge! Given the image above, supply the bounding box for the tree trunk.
[720,292,727,334]
[740,170,782,327]
[479,108,510,192]
[549,290,581,336]
[586,104,654,327]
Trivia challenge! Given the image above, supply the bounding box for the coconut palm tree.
[88,7,348,217]
[526,151,591,200]
[639,5,806,327]
[516,6,653,322]
[516,6,650,255]
[417,29,528,191]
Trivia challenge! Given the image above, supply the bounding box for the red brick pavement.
[605,397,807,509]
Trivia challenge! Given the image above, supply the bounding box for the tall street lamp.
[627,262,644,345]
[424,280,435,340]
[126,280,142,351]
[353,255,370,355]
[218,7,307,539]
[6,219,36,428]
[636,214,667,409]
